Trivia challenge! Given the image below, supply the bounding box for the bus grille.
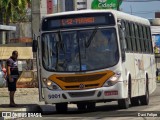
[56,73,106,83]
[65,84,99,89]
[68,91,95,97]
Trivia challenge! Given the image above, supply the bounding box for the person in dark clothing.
[6,51,19,107]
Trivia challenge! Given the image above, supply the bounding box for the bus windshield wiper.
[85,27,98,48]
[55,30,66,70]
[55,30,62,70]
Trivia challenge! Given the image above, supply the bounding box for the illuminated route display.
[42,13,115,30]
[61,17,95,26]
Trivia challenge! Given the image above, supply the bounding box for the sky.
[53,0,160,19]
[120,1,160,19]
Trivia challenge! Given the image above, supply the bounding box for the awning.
[0,47,33,60]
[0,25,16,31]
[151,26,160,35]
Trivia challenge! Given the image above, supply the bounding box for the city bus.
[32,10,156,112]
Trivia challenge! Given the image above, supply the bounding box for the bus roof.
[43,9,150,25]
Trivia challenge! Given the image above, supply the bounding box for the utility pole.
[31,0,41,60]
[31,0,41,38]
[0,1,4,44]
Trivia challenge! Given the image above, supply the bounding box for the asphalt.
[0,81,159,119]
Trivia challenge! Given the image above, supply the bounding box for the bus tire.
[118,77,130,109]
[86,102,96,111]
[130,97,140,106]
[139,83,149,105]
[118,98,129,109]
[56,103,68,113]
[77,103,87,111]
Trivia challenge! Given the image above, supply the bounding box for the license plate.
[104,91,118,96]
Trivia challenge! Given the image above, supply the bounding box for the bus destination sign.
[42,13,115,30]
[61,17,95,26]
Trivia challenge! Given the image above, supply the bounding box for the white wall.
[87,0,92,9]
[40,0,47,17]
[76,0,87,10]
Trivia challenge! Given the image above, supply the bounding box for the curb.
[0,104,41,112]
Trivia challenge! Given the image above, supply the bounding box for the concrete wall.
[76,0,87,10]
[9,23,31,39]
[40,0,47,17]
[87,0,92,9]
[9,22,32,43]
[31,0,41,38]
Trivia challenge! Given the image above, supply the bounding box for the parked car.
[0,66,6,87]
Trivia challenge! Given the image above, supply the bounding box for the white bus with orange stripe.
[32,10,156,112]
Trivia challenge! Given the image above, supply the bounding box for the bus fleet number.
[48,94,60,99]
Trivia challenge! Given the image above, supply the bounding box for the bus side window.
[128,22,133,52]
[142,26,148,53]
[131,23,137,52]
[149,28,153,53]
[147,27,153,53]
[125,21,132,52]
[139,25,145,53]
[134,24,141,52]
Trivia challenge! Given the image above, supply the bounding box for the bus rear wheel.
[139,85,149,105]
[56,103,68,113]
[130,97,140,106]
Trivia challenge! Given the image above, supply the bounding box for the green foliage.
[0,0,31,24]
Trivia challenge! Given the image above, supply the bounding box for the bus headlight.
[103,73,121,87]
[43,78,62,90]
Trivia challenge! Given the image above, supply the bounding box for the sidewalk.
[0,88,40,105]
[0,88,76,114]
[0,88,42,119]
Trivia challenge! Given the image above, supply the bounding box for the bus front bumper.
[43,81,127,104]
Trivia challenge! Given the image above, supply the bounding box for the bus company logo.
[2,112,12,118]
[98,0,107,3]
[79,84,85,89]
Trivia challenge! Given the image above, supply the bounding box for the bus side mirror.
[32,40,38,52]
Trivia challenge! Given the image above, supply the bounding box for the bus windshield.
[42,28,119,72]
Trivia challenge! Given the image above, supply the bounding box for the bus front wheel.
[77,102,96,111]
[77,103,87,111]
[56,103,68,113]
[86,102,96,111]
[118,98,129,109]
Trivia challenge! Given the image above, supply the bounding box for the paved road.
[35,82,160,120]
[1,83,160,120]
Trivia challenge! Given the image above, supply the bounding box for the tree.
[0,0,31,43]
[0,0,30,24]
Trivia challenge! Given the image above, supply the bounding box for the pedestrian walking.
[6,50,19,107]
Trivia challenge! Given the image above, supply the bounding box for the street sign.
[91,0,122,10]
